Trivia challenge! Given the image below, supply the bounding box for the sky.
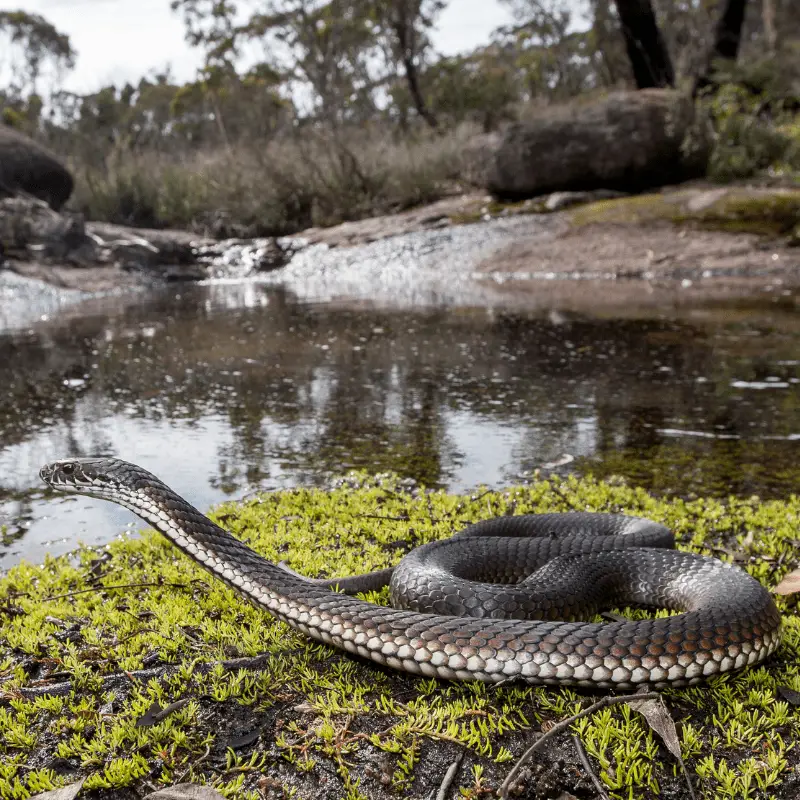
[12,0,515,93]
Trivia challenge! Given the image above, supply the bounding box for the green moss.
[448,198,544,226]
[569,187,800,240]
[1,473,799,799]
[679,191,800,236]
[569,191,691,227]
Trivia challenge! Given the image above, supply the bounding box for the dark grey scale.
[39,457,783,688]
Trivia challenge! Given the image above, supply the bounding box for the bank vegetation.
[0,0,798,237]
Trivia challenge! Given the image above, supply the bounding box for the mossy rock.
[570,186,800,239]
[1,473,799,799]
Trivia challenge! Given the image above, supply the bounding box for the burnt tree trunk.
[613,0,675,88]
[694,0,749,96]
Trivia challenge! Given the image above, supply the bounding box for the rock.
[0,197,209,280]
[0,197,91,263]
[0,125,74,209]
[488,89,711,200]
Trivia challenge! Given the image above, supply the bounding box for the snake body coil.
[40,458,781,688]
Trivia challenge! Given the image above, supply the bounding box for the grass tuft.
[68,125,483,237]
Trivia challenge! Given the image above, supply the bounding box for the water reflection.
[1,283,798,568]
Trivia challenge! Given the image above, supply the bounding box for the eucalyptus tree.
[0,10,75,129]
[375,0,443,127]
[612,0,674,87]
[171,0,445,126]
[497,0,628,98]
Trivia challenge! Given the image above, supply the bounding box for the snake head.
[39,458,123,495]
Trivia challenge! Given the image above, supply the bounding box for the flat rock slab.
[476,223,798,281]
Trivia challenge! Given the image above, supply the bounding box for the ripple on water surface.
[1,280,798,569]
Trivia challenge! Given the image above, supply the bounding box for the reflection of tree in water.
[492,314,800,499]
[290,359,449,488]
[2,287,799,501]
[213,321,455,491]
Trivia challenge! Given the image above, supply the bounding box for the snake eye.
[61,463,75,475]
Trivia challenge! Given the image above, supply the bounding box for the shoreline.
[1,184,798,311]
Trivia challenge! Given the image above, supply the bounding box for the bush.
[704,43,800,182]
[706,84,799,181]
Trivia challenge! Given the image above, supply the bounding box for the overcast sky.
[13,0,514,93]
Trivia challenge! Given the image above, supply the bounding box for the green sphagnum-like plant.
[0,472,798,799]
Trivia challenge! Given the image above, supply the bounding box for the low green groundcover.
[0,473,798,800]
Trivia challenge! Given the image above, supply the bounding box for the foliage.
[0,10,75,98]
[170,0,444,125]
[703,42,800,181]
[496,0,617,100]
[0,0,798,231]
[0,10,76,135]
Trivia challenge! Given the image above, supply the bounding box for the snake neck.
[116,481,303,598]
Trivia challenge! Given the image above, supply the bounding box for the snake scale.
[40,457,781,688]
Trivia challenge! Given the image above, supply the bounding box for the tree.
[376,0,443,128]
[761,0,776,54]
[694,0,750,96]
[497,0,604,99]
[612,0,674,88]
[171,64,290,146]
[586,0,632,87]
[0,11,75,99]
[172,0,446,126]
[412,50,517,129]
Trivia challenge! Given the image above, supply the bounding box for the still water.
[1,281,798,569]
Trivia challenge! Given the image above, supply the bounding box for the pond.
[1,279,798,569]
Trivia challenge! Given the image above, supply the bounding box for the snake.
[39,457,781,689]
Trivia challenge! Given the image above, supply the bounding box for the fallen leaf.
[137,698,191,728]
[144,784,227,800]
[628,693,696,798]
[773,567,800,595]
[628,695,682,763]
[777,686,800,706]
[29,780,85,800]
[225,728,262,749]
[136,699,163,727]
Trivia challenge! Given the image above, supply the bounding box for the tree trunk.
[693,0,749,96]
[391,1,437,129]
[401,50,437,128]
[762,0,777,54]
[613,0,675,88]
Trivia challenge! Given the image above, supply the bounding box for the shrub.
[68,123,483,235]
[703,42,800,182]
